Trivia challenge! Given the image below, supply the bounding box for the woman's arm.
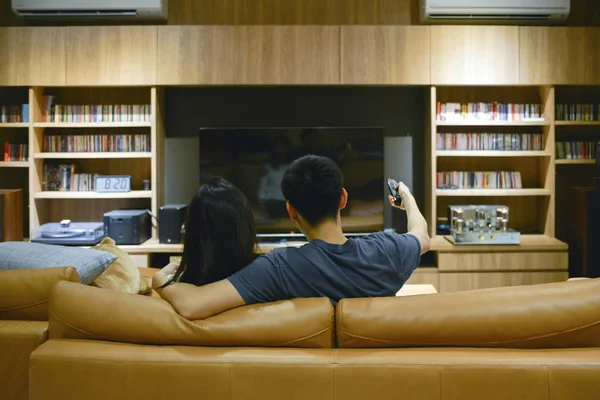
[153,265,246,320]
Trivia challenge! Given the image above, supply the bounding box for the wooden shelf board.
[0,123,29,128]
[436,120,550,127]
[33,122,151,128]
[437,150,550,157]
[35,152,152,159]
[34,190,152,199]
[436,188,551,196]
[0,161,28,168]
[431,235,568,253]
[555,159,594,165]
[555,121,600,126]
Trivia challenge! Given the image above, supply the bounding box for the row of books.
[1,105,29,123]
[43,134,151,153]
[437,171,523,190]
[556,104,600,121]
[436,133,543,151]
[437,102,543,122]
[555,141,597,160]
[42,96,150,123]
[43,164,97,192]
[3,142,28,161]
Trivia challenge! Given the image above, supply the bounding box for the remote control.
[387,178,402,206]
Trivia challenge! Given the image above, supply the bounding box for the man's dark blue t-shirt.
[227,231,421,305]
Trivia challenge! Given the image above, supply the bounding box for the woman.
[160,177,258,288]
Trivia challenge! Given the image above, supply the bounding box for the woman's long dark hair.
[163,177,258,287]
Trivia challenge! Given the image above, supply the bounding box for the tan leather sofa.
[30,278,600,400]
[0,267,79,400]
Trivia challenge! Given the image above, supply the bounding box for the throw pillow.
[91,237,152,295]
[0,241,116,285]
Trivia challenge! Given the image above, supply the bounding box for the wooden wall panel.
[341,26,430,84]
[158,26,340,85]
[439,271,568,292]
[437,252,568,272]
[0,27,66,86]
[520,27,600,85]
[1,0,598,26]
[166,0,416,25]
[66,26,157,86]
[431,26,520,85]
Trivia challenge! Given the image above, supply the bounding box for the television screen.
[199,127,385,236]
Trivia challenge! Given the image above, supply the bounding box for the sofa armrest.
[0,267,80,321]
[49,281,334,348]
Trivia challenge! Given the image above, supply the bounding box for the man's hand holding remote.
[388,181,431,255]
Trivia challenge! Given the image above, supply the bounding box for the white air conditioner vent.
[421,0,569,24]
[12,0,168,20]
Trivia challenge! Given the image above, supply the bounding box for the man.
[153,155,430,320]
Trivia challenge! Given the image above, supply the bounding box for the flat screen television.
[199,127,385,236]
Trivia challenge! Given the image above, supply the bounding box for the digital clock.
[95,175,132,193]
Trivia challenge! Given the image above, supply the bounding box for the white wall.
[165,137,200,204]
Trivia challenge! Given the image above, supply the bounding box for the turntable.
[31,220,105,246]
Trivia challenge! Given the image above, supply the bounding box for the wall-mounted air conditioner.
[12,0,168,20]
[421,0,570,24]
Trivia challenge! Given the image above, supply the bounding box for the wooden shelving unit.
[35,152,152,159]
[555,159,594,165]
[427,86,557,238]
[28,87,165,240]
[33,122,152,128]
[0,161,29,168]
[436,120,550,127]
[0,122,29,128]
[555,121,600,126]
[436,188,552,197]
[436,150,550,157]
[34,190,153,199]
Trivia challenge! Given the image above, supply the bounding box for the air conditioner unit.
[12,0,168,20]
[421,0,569,24]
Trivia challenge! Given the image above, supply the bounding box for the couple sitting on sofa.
[153,154,431,320]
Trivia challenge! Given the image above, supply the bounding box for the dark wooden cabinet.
[0,189,23,242]
[569,187,599,278]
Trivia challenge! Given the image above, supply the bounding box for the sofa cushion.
[49,281,334,348]
[90,237,152,294]
[336,278,600,349]
[0,242,116,285]
[0,320,49,400]
[0,267,80,321]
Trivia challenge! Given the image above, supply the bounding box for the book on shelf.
[43,134,151,153]
[436,102,543,122]
[3,142,28,161]
[555,141,597,160]
[1,104,29,123]
[41,96,151,123]
[436,133,543,151]
[556,104,600,121]
[436,171,523,190]
[43,164,97,192]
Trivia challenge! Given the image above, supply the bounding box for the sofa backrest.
[0,267,80,321]
[49,281,334,348]
[337,278,600,348]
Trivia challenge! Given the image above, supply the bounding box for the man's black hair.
[281,155,344,226]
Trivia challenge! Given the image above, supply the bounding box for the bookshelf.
[427,86,556,238]
[553,86,599,242]
[28,87,165,241]
[0,87,30,238]
[33,122,152,128]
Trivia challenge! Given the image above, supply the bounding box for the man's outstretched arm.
[390,181,431,255]
[153,264,246,320]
